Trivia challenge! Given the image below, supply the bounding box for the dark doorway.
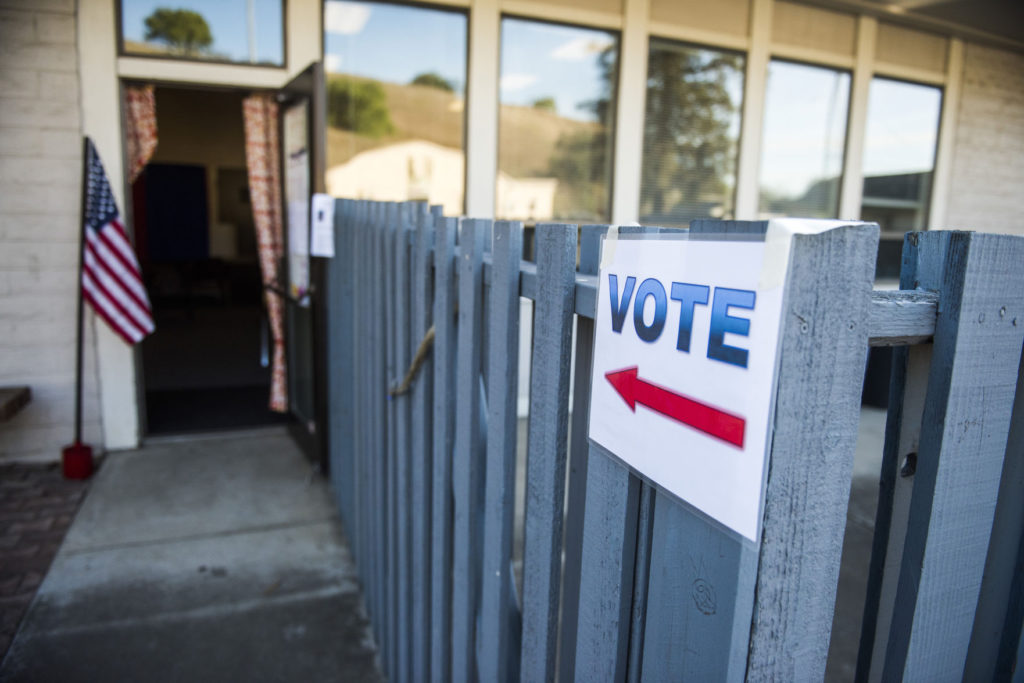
[133,86,286,435]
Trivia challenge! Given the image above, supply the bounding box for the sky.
[862,78,942,177]
[759,61,851,198]
[323,1,467,93]
[121,0,284,63]
[499,18,616,121]
[323,2,615,122]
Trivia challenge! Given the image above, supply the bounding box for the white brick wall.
[944,43,1024,235]
[0,1,103,463]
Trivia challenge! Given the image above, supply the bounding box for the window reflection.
[323,1,467,214]
[498,18,618,222]
[121,0,284,65]
[860,78,941,233]
[759,61,850,219]
[640,40,744,226]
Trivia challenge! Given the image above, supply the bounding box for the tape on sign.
[759,218,859,290]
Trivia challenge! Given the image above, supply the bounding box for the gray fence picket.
[573,224,655,683]
[573,451,640,682]
[520,223,577,683]
[395,203,416,683]
[385,201,400,679]
[626,484,655,683]
[371,201,388,652]
[479,220,524,683]
[328,199,352,520]
[558,224,605,683]
[452,218,487,683]
[858,237,933,683]
[362,198,374,618]
[410,202,435,680]
[746,223,879,679]
[881,232,1024,681]
[431,215,458,683]
[967,352,1024,680]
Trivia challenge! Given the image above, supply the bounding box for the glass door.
[278,62,328,470]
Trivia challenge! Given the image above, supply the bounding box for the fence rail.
[324,199,1024,682]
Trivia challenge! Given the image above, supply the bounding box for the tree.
[326,77,395,139]
[144,8,213,56]
[544,45,617,221]
[531,97,556,113]
[410,72,454,92]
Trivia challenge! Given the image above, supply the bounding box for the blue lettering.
[708,287,755,368]
[633,278,668,343]
[670,282,710,353]
[608,274,635,333]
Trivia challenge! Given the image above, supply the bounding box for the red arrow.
[605,366,745,448]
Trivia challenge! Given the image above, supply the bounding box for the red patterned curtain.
[123,85,157,183]
[242,94,288,413]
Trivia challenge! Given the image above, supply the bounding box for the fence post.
[372,201,389,659]
[858,236,934,682]
[431,215,459,683]
[479,220,524,683]
[636,221,766,681]
[573,225,656,683]
[558,224,606,683]
[745,222,879,679]
[327,198,353,521]
[520,223,577,683]
[452,217,488,683]
[880,232,1024,681]
[384,201,400,678]
[410,203,436,680]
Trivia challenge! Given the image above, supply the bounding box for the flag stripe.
[85,228,151,309]
[81,138,153,345]
[83,239,152,325]
[82,261,150,336]
[83,272,145,344]
[97,220,142,279]
[83,251,153,333]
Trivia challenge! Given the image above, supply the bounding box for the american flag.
[81,138,154,344]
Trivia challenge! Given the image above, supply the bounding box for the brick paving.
[0,463,90,659]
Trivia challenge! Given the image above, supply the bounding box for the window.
[860,78,942,234]
[498,18,619,222]
[120,0,284,65]
[759,60,851,219]
[639,40,744,226]
[323,1,468,215]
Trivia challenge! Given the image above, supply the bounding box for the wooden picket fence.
[323,198,1024,682]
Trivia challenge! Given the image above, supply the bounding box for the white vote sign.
[588,233,787,542]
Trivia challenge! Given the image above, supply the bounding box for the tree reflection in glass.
[498,19,619,222]
[323,1,467,214]
[640,41,744,226]
[121,0,284,64]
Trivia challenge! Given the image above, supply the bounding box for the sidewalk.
[0,429,382,682]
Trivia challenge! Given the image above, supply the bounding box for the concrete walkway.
[0,429,382,682]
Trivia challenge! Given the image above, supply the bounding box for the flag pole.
[62,136,93,479]
[73,136,88,445]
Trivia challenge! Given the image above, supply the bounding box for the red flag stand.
[62,136,94,480]
[62,441,93,480]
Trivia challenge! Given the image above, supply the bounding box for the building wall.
[0,0,103,462]
[944,43,1024,234]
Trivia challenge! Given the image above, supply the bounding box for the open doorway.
[132,85,286,435]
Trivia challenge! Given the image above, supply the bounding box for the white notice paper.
[588,236,787,542]
[310,193,335,258]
